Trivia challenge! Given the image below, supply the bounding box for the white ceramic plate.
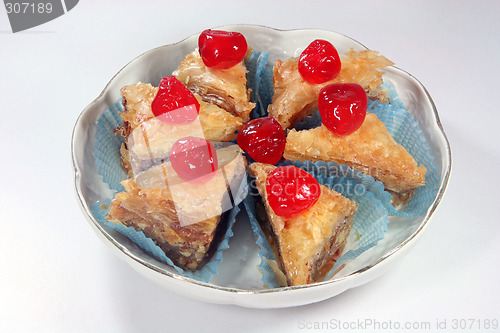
[72,24,451,308]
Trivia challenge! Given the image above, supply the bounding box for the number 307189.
[5,2,53,14]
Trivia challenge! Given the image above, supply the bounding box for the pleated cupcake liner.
[246,50,272,119]
[93,102,242,283]
[95,100,127,193]
[244,160,390,288]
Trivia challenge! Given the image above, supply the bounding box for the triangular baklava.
[268,49,394,130]
[107,145,246,270]
[117,83,244,175]
[119,83,244,142]
[173,50,255,122]
[284,113,427,203]
[249,163,357,286]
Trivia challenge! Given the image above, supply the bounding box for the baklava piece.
[173,50,256,122]
[119,83,243,142]
[249,163,357,286]
[107,145,246,270]
[284,113,427,205]
[268,49,394,130]
[118,83,244,175]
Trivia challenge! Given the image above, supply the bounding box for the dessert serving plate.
[72,24,451,308]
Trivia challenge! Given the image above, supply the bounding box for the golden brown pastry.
[249,163,357,286]
[107,145,246,270]
[284,113,426,201]
[268,49,394,130]
[173,50,255,122]
[117,83,244,175]
[119,83,243,142]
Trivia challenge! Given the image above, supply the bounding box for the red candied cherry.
[298,39,341,84]
[198,29,248,69]
[318,83,367,136]
[151,76,200,124]
[266,165,321,218]
[237,117,286,165]
[169,136,218,183]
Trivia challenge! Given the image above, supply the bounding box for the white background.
[1,1,500,332]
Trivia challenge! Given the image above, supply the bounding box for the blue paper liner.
[244,161,390,288]
[95,100,127,193]
[246,50,439,216]
[93,102,242,283]
[246,49,274,119]
[246,50,272,119]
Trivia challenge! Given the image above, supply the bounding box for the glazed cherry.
[298,39,341,84]
[151,76,200,124]
[198,29,248,69]
[237,117,286,165]
[169,136,218,183]
[266,165,321,218]
[318,83,367,136]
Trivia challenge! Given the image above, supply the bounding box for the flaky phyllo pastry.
[174,50,256,122]
[119,83,244,141]
[268,49,394,130]
[117,83,244,175]
[249,163,357,286]
[107,145,246,270]
[284,114,426,205]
